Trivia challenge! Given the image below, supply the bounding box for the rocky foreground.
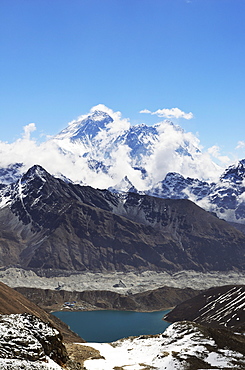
[0,313,67,370]
[1,311,244,370]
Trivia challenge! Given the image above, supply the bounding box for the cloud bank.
[143,121,222,184]
[0,105,235,190]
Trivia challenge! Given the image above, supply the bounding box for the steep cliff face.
[0,165,244,272]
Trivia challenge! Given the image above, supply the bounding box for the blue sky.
[1,0,245,163]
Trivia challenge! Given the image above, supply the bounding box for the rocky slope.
[0,165,245,272]
[0,281,84,343]
[164,285,245,332]
[0,313,67,366]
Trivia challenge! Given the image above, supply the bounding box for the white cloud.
[22,123,37,140]
[144,121,222,183]
[140,107,194,120]
[0,124,91,184]
[139,109,152,114]
[207,145,231,164]
[236,141,245,149]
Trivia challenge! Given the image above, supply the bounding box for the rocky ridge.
[164,285,245,332]
[0,165,244,273]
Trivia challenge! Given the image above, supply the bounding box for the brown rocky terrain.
[0,281,84,343]
[15,285,200,312]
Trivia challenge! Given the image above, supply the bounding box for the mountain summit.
[52,105,218,191]
[55,109,114,142]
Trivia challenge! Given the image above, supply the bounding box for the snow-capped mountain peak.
[1,105,245,224]
[55,109,113,141]
[220,159,245,184]
[50,105,212,191]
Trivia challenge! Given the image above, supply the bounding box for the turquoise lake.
[53,310,171,343]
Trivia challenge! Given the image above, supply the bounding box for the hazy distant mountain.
[52,106,245,224]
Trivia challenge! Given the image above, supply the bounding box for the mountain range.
[0,106,245,273]
[1,105,245,227]
[0,164,244,273]
[1,105,245,368]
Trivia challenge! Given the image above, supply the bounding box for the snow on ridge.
[193,286,245,327]
[0,313,64,369]
[81,321,245,370]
